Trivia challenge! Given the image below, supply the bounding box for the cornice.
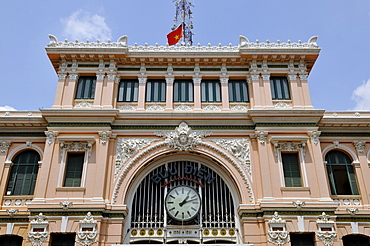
[111,125,255,130]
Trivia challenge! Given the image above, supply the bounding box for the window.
[146,79,166,102]
[64,153,85,187]
[174,80,193,102]
[6,150,40,195]
[201,80,221,102]
[342,235,370,246]
[0,235,23,246]
[228,80,249,102]
[282,153,302,187]
[50,233,76,246]
[270,76,290,100]
[290,233,315,246]
[75,76,96,99]
[325,150,359,195]
[118,79,139,102]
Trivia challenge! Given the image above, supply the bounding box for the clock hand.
[184,198,198,203]
[179,195,189,207]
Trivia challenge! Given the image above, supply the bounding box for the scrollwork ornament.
[268,231,290,246]
[0,141,11,155]
[353,141,366,155]
[155,122,211,151]
[316,231,337,246]
[308,131,321,146]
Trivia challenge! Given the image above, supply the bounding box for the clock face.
[165,185,201,222]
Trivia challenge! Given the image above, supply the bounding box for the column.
[299,74,314,108]
[262,74,274,108]
[0,141,12,200]
[193,76,202,111]
[93,73,105,108]
[61,74,79,109]
[288,74,302,108]
[137,77,147,111]
[52,73,67,109]
[250,74,262,108]
[102,74,116,109]
[165,77,174,110]
[220,76,230,110]
[353,141,370,204]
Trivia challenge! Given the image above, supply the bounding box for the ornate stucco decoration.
[174,104,193,111]
[212,139,251,175]
[6,208,19,217]
[75,101,93,108]
[118,104,137,111]
[0,141,11,155]
[60,141,93,158]
[98,131,112,146]
[202,104,221,111]
[45,131,58,146]
[273,141,306,157]
[273,101,292,109]
[155,122,211,151]
[230,105,248,111]
[60,201,73,210]
[146,104,165,111]
[308,131,321,146]
[267,212,290,246]
[76,212,98,246]
[346,207,359,216]
[316,212,337,246]
[26,141,33,148]
[353,141,366,154]
[333,141,339,148]
[293,200,305,209]
[48,34,128,48]
[28,213,49,246]
[115,138,156,177]
[255,131,268,145]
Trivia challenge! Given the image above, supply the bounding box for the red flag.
[167,25,183,45]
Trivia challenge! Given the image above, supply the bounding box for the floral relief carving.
[212,139,251,175]
[76,212,98,246]
[115,138,156,176]
[156,122,211,152]
[174,104,193,111]
[60,141,93,158]
[230,105,248,111]
[74,101,93,108]
[273,141,306,157]
[28,213,49,246]
[273,101,292,109]
[202,104,221,111]
[146,104,165,111]
[118,104,137,111]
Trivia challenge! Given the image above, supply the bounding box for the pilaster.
[93,73,106,108]
[220,76,230,110]
[62,73,79,109]
[193,76,202,111]
[262,73,274,108]
[102,73,116,109]
[165,77,174,110]
[353,141,370,204]
[250,74,262,108]
[288,74,302,108]
[0,141,12,202]
[52,73,67,109]
[299,74,314,108]
[137,76,147,111]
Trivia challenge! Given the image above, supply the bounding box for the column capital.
[192,76,202,84]
[69,73,79,80]
[0,141,11,156]
[138,76,147,84]
[107,73,116,81]
[165,77,175,84]
[288,74,298,81]
[261,74,270,81]
[299,74,308,80]
[57,73,67,80]
[96,73,105,81]
[353,141,366,155]
[250,74,260,81]
[220,76,229,84]
[115,76,121,83]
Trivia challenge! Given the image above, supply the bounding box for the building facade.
[0,35,369,246]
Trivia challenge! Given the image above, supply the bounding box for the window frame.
[117,79,139,102]
[145,79,166,102]
[325,150,359,196]
[75,76,96,100]
[6,150,40,196]
[201,80,221,102]
[270,76,291,100]
[173,79,194,102]
[281,152,302,187]
[228,79,249,103]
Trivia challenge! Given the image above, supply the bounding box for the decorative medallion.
[60,201,73,210]
[155,122,211,151]
[6,208,19,217]
[292,200,305,209]
[346,207,359,216]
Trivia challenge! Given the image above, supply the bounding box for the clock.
[165,185,201,222]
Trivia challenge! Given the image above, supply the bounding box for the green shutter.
[282,153,302,187]
[64,153,84,187]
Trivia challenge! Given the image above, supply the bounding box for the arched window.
[0,235,23,246]
[6,150,40,196]
[342,234,370,246]
[325,150,359,195]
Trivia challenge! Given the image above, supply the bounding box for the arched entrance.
[343,234,370,246]
[125,154,240,244]
[0,235,23,246]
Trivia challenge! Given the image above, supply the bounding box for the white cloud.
[0,106,17,111]
[351,79,370,110]
[61,10,112,42]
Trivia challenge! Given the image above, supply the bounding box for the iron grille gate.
[129,161,237,244]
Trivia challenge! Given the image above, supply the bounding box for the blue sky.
[0,0,369,111]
